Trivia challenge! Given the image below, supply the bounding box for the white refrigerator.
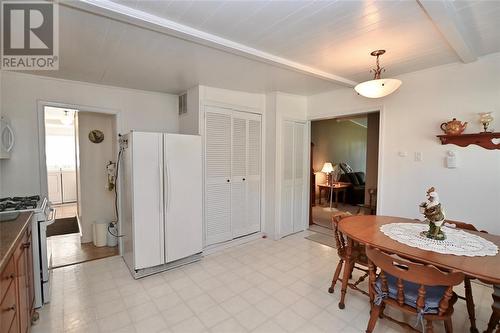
[121,131,203,278]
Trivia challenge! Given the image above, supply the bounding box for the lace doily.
[380,223,498,257]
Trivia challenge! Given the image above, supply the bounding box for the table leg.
[319,188,322,205]
[339,237,353,309]
[464,277,479,333]
[334,190,339,208]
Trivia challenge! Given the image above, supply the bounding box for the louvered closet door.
[280,121,295,237]
[205,107,232,245]
[245,115,262,236]
[231,112,248,238]
[293,123,306,232]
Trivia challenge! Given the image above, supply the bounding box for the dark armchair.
[338,163,365,205]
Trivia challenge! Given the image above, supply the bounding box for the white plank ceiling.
[22,0,500,95]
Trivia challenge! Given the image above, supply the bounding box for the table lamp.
[321,162,334,185]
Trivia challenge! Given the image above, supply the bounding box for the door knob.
[243,178,246,181]
[227,179,230,183]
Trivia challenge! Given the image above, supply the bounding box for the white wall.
[308,53,500,234]
[77,112,116,242]
[0,72,178,197]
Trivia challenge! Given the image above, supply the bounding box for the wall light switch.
[398,151,408,157]
[414,152,423,162]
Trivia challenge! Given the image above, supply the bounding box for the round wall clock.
[88,130,104,143]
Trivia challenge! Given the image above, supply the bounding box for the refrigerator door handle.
[159,161,164,220]
[165,162,170,212]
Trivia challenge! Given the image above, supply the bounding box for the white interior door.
[245,115,262,235]
[293,123,306,232]
[131,132,165,269]
[164,134,203,262]
[61,170,77,203]
[205,107,232,245]
[280,121,295,237]
[231,112,248,238]
[47,171,62,204]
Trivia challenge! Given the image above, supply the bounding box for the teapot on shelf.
[440,118,467,135]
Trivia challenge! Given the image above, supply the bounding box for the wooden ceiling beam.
[417,0,477,63]
[61,0,358,87]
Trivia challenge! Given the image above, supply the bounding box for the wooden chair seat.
[366,246,464,333]
[374,273,457,315]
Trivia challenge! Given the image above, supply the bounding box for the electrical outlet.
[414,152,423,162]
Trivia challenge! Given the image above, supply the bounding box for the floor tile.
[290,297,323,320]
[254,297,286,317]
[274,308,306,332]
[186,293,217,314]
[35,231,486,333]
[153,292,183,311]
[171,316,206,333]
[98,310,132,332]
[198,304,231,328]
[221,295,252,315]
[241,287,268,305]
[134,314,167,333]
[128,301,159,322]
[161,303,194,326]
[210,318,247,333]
[252,320,287,333]
[311,310,349,331]
[234,306,269,330]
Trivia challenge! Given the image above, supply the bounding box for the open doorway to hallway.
[309,112,380,234]
[43,106,119,268]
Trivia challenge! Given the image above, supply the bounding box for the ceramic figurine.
[419,187,446,240]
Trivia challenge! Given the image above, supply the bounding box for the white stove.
[0,195,55,308]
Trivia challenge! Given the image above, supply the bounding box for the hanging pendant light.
[354,50,402,98]
[60,110,74,126]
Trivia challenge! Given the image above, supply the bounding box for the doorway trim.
[37,100,123,250]
[307,105,385,215]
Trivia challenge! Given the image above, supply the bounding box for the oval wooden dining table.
[338,215,500,333]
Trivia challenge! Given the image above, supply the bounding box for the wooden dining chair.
[485,285,499,333]
[328,212,370,305]
[446,219,489,333]
[365,246,464,333]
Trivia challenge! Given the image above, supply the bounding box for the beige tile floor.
[32,231,495,333]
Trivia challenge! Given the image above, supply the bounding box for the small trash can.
[92,220,108,247]
[107,223,118,247]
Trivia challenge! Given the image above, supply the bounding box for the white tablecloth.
[380,223,498,257]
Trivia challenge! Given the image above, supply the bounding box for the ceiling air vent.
[178,93,187,115]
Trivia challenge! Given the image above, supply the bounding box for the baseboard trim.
[126,253,203,279]
[203,232,264,255]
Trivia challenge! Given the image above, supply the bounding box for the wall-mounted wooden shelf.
[437,132,500,150]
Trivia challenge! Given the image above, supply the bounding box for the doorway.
[43,106,119,268]
[309,112,380,234]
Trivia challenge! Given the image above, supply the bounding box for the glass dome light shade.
[354,78,402,98]
[60,111,74,126]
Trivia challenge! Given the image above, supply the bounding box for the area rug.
[308,224,334,236]
[305,232,337,249]
[46,216,80,237]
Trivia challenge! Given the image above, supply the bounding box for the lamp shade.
[354,78,402,99]
[60,111,74,126]
[321,162,334,173]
